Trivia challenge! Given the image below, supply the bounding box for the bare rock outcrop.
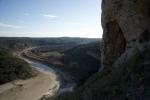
[101,0,150,68]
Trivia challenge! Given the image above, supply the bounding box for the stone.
[101,0,150,68]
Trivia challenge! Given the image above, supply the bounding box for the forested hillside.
[0,45,35,84]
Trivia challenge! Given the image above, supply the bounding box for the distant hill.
[61,41,101,84]
[0,37,100,51]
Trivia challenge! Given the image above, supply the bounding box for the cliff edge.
[102,0,150,68]
[43,1,150,100]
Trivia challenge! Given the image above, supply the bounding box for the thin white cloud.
[0,22,22,29]
[43,14,58,18]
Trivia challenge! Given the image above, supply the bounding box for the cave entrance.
[105,20,126,65]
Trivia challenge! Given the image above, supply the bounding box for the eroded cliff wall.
[101,0,150,68]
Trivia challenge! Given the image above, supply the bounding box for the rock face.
[101,0,150,67]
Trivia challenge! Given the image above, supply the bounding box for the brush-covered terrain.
[22,41,101,84]
[0,37,100,85]
[48,48,150,100]
[0,45,35,84]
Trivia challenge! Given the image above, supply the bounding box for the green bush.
[0,47,34,84]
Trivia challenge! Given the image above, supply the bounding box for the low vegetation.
[0,46,35,84]
[61,41,101,84]
[24,41,101,84]
[49,48,150,100]
[0,37,100,85]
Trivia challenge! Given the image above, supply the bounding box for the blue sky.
[0,0,102,38]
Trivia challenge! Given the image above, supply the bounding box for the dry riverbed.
[0,49,60,100]
[0,65,60,100]
[0,48,75,100]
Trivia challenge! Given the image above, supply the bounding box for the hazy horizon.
[0,0,102,38]
[0,36,101,39]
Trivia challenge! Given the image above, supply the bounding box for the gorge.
[48,0,150,100]
[0,0,150,100]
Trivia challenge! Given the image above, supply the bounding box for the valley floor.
[0,59,60,100]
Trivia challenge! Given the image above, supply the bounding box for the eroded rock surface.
[101,0,150,67]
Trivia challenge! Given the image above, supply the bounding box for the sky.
[0,0,102,38]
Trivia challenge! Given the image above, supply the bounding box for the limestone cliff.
[44,1,150,100]
[101,0,150,68]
